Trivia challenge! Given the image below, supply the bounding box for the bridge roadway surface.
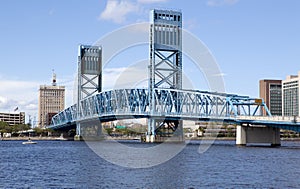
[48,88,300,132]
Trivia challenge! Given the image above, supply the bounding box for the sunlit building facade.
[259,79,282,116]
[0,112,25,126]
[282,71,300,116]
[38,73,65,128]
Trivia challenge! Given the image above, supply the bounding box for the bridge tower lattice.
[77,45,102,136]
[148,9,183,142]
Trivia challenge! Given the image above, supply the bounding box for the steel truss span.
[50,88,273,129]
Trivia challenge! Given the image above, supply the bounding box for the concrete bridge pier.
[146,119,184,143]
[74,123,82,141]
[146,119,156,143]
[145,134,155,143]
[236,125,281,146]
[74,120,103,141]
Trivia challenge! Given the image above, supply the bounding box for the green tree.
[105,128,113,135]
[0,121,10,133]
[11,124,31,133]
[33,127,44,135]
[68,129,76,137]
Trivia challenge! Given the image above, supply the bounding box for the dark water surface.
[1,140,300,188]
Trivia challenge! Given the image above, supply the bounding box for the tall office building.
[0,112,25,126]
[282,71,300,116]
[38,73,65,128]
[259,79,282,116]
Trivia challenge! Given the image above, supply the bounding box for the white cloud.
[0,68,148,118]
[212,72,227,77]
[99,0,140,24]
[0,80,39,100]
[102,64,148,90]
[0,77,75,124]
[0,80,36,91]
[25,103,37,110]
[207,0,239,7]
[137,0,168,4]
[99,0,170,24]
[0,80,40,120]
[0,96,11,110]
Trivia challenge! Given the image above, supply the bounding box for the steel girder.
[49,88,270,129]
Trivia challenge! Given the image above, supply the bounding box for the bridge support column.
[75,120,104,141]
[236,125,280,146]
[74,123,83,141]
[146,118,155,143]
[146,119,184,143]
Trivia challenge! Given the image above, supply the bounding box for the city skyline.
[0,0,299,123]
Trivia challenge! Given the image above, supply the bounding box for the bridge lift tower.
[76,45,102,139]
[77,45,102,100]
[147,9,183,142]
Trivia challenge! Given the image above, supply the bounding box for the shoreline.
[2,136,300,141]
[1,137,71,141]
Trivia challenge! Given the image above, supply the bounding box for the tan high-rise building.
[259,79,282,116]
[38,73,65,128]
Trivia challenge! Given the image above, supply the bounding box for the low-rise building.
[0,112,25,126]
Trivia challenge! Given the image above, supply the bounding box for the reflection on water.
[0,140,300,188]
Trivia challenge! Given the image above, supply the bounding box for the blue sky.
[0,0,299,123]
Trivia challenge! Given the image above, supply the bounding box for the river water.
[1,140,300,188]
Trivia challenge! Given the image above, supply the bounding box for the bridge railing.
[237,115,300,122]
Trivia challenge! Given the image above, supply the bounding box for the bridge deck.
[48,88,300,132]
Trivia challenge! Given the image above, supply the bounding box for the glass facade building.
[259,80,282,116]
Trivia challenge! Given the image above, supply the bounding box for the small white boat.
[22,139,37,145]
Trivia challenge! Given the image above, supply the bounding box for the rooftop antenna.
[52,69,57,86]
